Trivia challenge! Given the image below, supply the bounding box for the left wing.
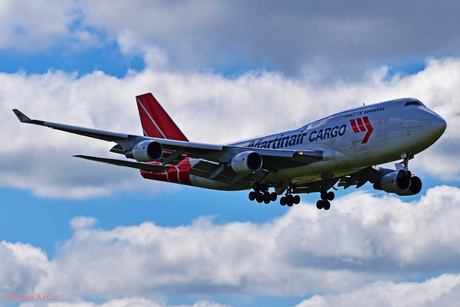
[291,166,386,195]
[73,155,168,172]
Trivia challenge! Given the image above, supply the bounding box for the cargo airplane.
[13,94,446,209]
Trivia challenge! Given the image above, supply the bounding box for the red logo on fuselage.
[350,116,373,144]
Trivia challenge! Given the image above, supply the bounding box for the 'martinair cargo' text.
[247,124,347,149]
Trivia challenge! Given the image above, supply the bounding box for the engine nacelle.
[373,170,422,196]
[126,141,163,162]
[229,151,263,174]
[382,170,411,193]
[396,176,422,196]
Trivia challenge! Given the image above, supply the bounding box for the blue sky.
[2,1,460,307]
[0,45,146,78]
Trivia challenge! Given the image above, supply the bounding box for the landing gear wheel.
[287,195,294,207]
[249,191,257,201]
[316,200,324,209]
[260,183,268,192]
[270,192,277,202]
[280,197,287,206]
[327,191,335,201]
[279,185,299,207]
[256,192,264,203]
[253,182,261,192]
[263,192,271,204]
[293,195,300,204]
[323,200,331,210]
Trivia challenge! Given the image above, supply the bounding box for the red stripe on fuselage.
[140,158,192,186]
[362,116,374,144]
[350,119,360,133]
[356,117,366,132]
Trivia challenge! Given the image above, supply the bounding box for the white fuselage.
[189,98,446,191]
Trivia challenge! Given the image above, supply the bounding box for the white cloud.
[295,274,460,307]
[0,241,49,294]
[73,1,460,76]
[2,186,460,305]
[0,0,80,50]
[1,1,460,76]
[17,298,231,307]
[29,187,460,297]
[1,57,459,198]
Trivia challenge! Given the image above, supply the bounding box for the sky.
[1,1,460,306]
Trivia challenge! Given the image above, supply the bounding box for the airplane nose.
[431,115,447,137]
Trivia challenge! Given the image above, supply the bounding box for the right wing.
[13,109,132,142]
[13,109,324,183]
[12,108,223,156]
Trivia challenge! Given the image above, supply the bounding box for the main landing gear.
[316,191,335,210]
[279,187,300,207]
[248,182,335,210]
[249,182,277,204]
[248,182,301,207]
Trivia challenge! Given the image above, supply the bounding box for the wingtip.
[12,109,32,123]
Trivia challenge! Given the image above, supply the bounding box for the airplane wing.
[12,108,222,155]
[13,109,324,176]
[73,155,169,172]
[13,109,133,142]
[291,166,382,195]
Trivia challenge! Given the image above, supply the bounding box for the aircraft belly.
[266,148,354,185]
[189,175,250,191]
[268,162,363,185]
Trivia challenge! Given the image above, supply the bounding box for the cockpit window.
[404,100,424,107]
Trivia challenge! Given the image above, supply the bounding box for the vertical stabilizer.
[136,93,189,141]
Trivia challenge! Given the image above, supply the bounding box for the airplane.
[13,93,446,209]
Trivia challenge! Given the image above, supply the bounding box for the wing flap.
[337,167,381,189]
[254,148,323,169]
[188,160,252,184]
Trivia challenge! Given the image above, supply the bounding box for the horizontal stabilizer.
[74,155,168,172]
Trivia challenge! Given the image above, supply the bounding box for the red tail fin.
[136,93,188,141]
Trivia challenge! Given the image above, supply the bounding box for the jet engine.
[126,141,163,162]
[395,176,422,196]
[373,170,422,196]
[228,151,263,174]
